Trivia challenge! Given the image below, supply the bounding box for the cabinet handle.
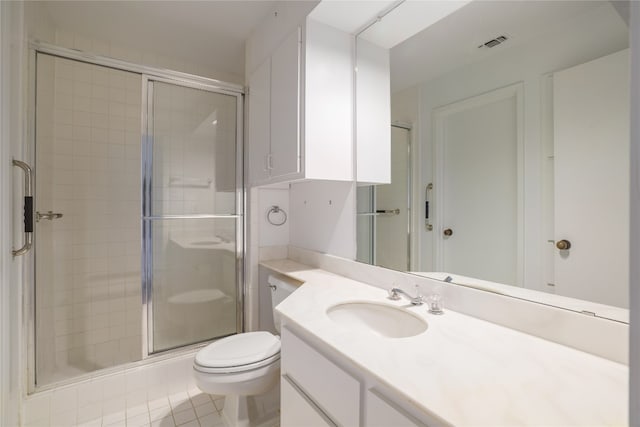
[267,154,273,170]
[282,374,338,427]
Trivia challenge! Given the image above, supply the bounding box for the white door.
[435,85,522,285]
[553,49,629,307]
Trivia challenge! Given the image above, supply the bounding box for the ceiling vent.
[478,35,508,49]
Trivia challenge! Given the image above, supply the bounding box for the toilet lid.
[195,331,280,368]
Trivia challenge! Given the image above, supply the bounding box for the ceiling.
[385,1,628,93]
[38,1,279,80]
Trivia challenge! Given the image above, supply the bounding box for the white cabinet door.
[281,327,360,426]
[553,49,629,307]
[304,18,353,181]
[366,389,425,427]
[270,28,301,180]
[281,375,335,427]
[248,57,271,186]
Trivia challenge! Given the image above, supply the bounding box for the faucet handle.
[427,294,444,315]
[388,288,401,300]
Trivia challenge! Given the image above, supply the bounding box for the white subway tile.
[24,394,51,425]
[126,404,148,419]
[125,412,150,427]
[77,380,103,406]
[77,401,102,423]
[50,408,77,426]
[102,409,126,426]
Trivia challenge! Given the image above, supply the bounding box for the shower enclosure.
[24,43,244,390]
[356,124,412,271]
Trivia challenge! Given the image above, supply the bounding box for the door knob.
[556,240,571,250]
[443,228,453,237]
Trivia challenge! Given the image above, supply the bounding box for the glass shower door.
[33,53,144,386]
[144,78,242,354]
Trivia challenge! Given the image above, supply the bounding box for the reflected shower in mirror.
[355,0,630,321]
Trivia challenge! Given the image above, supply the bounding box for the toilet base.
[221,395,249,427]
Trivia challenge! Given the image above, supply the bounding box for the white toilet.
[193,275,297,427]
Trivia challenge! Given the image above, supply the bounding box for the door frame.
[432,83,524,285]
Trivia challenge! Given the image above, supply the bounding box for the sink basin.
[326,302,428,338]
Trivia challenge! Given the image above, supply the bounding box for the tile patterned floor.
[32,388,227,427]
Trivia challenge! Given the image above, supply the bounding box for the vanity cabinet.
[281,376,334,427]
[281,327,360,426]
[365,389,424,427]
[281,326,431,427]
[247,18,353,187]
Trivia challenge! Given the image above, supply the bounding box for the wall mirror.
[355,0,630,322]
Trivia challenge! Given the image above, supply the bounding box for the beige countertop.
[262,259,628,426]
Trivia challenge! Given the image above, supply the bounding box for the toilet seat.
[194,332,281,374]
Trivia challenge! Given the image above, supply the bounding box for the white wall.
[1,2,26,425]
[629,1,639,423]
[258,188,290,247]
[24,2,241,85]
[408,3,627,292]
[289,181,356,259]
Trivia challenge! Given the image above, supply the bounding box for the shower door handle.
[36,211,63,222]
[12,160,34,257]
[425,183,433,231]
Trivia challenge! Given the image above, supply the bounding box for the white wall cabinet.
[280,326,433,427]
[248,18,353,187]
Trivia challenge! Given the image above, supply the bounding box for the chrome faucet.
[388,286,423,305]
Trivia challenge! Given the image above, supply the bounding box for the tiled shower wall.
[35,54,142,385]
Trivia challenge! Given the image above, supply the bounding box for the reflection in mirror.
[355,0,630,321]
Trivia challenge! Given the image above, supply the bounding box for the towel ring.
[267,205,287,226]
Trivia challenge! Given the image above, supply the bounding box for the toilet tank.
[268,275,299,333]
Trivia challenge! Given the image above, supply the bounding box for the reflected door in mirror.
[553,49,629,308]
[435,85,521,286]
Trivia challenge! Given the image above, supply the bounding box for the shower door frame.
[26,41,245,393]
